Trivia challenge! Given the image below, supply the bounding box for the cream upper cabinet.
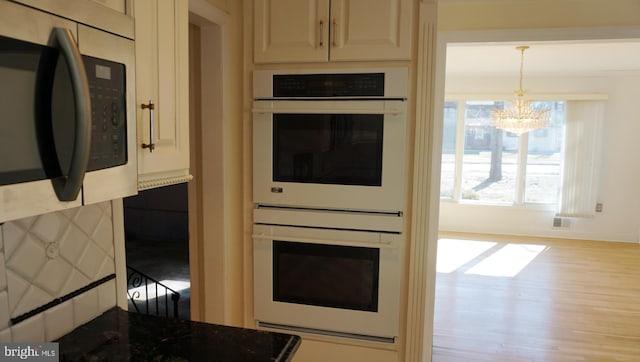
[254,0,412,63]
[329,0,412,61]
[134,0,191,190]
[12,0,134,37]
[89,0,127,13]
[254,0,330,63]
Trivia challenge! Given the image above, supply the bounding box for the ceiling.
[445,40,640,77]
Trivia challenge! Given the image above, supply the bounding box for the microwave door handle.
[51,28,91,201]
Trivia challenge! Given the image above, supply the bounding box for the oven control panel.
[273,73,385,97]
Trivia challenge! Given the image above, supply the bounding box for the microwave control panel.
[84,55,127,172]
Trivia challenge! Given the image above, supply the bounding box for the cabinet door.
[13,0,134,38]
[88,0,127,13]
[330,0,411,61]
[254,0,330,63]
[135,0,191,190]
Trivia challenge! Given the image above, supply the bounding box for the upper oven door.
[253,100,407,213]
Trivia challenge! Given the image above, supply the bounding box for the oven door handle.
[252,100,406,115]
[252,107,405,115]
[252,108,404,115]
[252,233,396,249]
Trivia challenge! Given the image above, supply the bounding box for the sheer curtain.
[557,100,606,217]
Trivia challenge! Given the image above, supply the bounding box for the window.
[440,99,566,205]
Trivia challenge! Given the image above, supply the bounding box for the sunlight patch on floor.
[436,238,497,273]
[128,279,191,300]
[465,244,548,277]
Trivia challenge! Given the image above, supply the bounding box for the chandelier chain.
[516,45,529,96]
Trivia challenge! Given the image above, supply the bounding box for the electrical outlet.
[596,203,603,212]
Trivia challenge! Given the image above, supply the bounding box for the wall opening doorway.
[123,184,191,320]
[186,1,230,324]
[431,28,640,360]
[122,0,229,323]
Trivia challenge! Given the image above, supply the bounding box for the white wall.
[439,72,640,242]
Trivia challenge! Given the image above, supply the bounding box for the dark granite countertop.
[56,307,300,361]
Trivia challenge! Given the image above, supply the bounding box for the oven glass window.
[272,114,383,186]
[272,241,380,312]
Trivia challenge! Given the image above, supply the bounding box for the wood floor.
[432,233,640,361]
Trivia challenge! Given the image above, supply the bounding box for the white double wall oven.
[252,68,409,343]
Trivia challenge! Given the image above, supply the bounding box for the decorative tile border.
[10,274,115,325]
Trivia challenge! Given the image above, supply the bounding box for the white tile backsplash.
[0,291,9,328]
[31,212,65,244]
[11,314,44,343]
[0,201,120,342]
[9,283,52,318]
[97,258,116,280]
[6,234,48,281]
[97,279,117,314]
[76,241,111,280]
[13,216,36,233]
[0,253,6,291]
[94,217,115,258]
[73,204,105,237]
[35,256,74,296]
[60,270,91,297]
[6,270,30,316]
[73,288,100,327]
[0,328,11,343]
[44,301,75,341]
[59,224,89,264]
[3,221,26,257]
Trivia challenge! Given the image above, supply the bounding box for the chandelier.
[491,45,550,135]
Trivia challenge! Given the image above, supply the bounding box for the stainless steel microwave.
[0,1,137,223]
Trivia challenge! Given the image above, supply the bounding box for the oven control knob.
[271,187,283,193]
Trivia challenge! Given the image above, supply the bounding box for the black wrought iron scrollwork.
[126,266,181,319]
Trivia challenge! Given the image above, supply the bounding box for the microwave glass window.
[0,37,42,181]
[272,241,380,312]
[0,35,74,186]
[273,114,384,186]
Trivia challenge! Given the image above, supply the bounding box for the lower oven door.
[252,224,402,342]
